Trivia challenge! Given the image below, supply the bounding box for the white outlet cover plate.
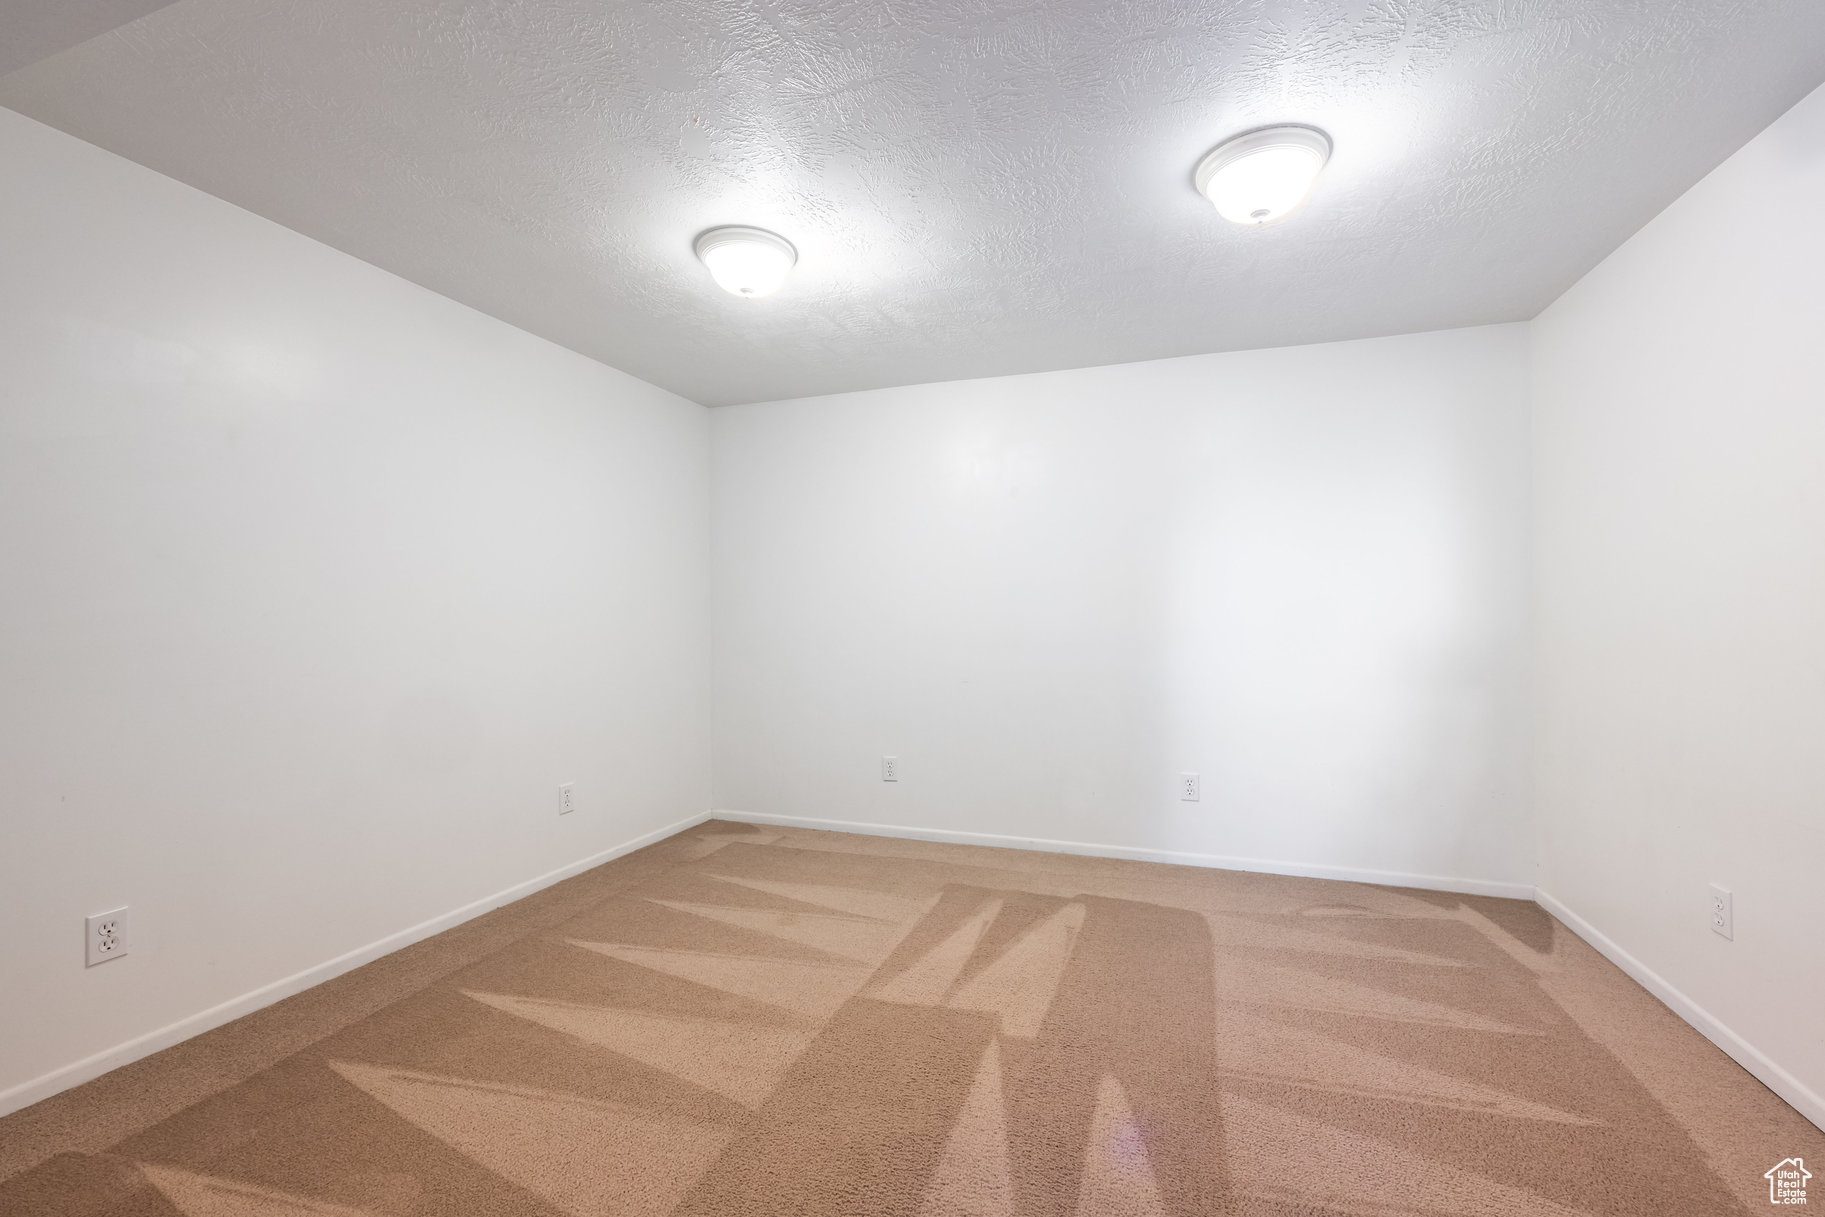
[558,782,576,815]
[881,756,898,782]
[1180,773,1201,802]
[86,906,129,967]
[1708,883,1733,940]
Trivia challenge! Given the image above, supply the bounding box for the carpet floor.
[1,820,1818,1215]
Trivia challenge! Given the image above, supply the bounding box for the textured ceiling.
[4,1,1825,406]
[0,0,180,74]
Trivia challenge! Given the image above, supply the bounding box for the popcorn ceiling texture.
[0,1,183,75]
[3,0,1825,404]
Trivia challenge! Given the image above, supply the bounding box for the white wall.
[1532,81,1825,1120]
[10,57,1822,1133]
[0,109,711,1111]
[713,325,1533,892]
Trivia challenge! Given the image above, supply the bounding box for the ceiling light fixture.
[1194,126,1332,227]
[694,226,797,298]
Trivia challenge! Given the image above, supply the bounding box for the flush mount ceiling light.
[694,226,797,298]
[1194,125,1332,227]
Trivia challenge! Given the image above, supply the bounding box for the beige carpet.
[1,820,1818,1215]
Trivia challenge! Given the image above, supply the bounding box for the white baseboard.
[14,810,1813,1138]
[736,811,1822,1131]
[721,810,1536,899]
[1535,888,1824,1132]
[0,810,712,1120]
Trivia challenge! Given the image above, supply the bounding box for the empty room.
[2,1,1822,1213]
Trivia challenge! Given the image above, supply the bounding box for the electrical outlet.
[86,907,129,967]
[881,756,898,782]
[558,782,576,815]
[1180,773,1200,802]
[1709,884,1733,940]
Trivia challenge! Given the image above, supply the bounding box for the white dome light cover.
[1194,126,1332,227]
[694,226,797,298]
